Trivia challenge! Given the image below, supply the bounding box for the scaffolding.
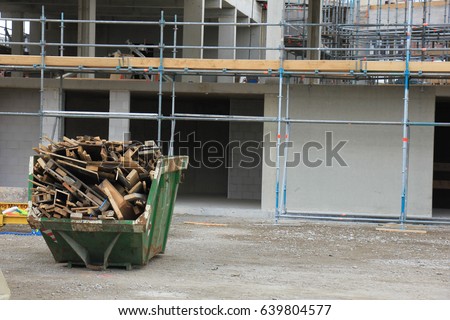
[284,0,450,61]
[1,1,450,225]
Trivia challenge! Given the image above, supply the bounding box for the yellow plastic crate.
[0,202,28,226]
[0,202,28,213]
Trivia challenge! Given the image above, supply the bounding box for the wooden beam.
[2,54,450,74]
[183,221,228,227]
[370,1,446,10]
[376,223,427,234]
[376,227,427,234]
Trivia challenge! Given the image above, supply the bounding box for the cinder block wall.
[0,88,40,188]
[228,99,263,200]
[263,85,436,217]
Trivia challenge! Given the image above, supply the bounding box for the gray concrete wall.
[263,85,435,217]
[109,90,130,141]
[227,99,263,200]
[0,88,40,188]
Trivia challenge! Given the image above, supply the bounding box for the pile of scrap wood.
[30,136,161,221]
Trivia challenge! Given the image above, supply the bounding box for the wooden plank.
[72,206,98,212]
[38,150,87,167]
[124,193,147,202]
[77,146,92,161]
[100,210,116,220]
[126,169,140,187]
[87,161,121,171]
[376,227,427,234]
[37,158,47,169]
[116,168,131,189]
[100,147,108,161]
[3,54,450,74]
[63,136,79,147]
[54,206,69,218]
[183,221,228,227]
[31,193,53,204]
[57,159,99,181]
[70,212,83,220]
[128,181,143,194]
[45,159,104,206]
[66,148,78,158]
[98,179,135,220]
[85,191,104,206]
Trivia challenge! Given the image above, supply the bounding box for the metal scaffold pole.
[275,15,285,224]
[400,0,413,226]
[157,11,165,148]
[275,70,284,224]
[39,6,46,144]
[53,11,65,142]
[169,15,178,157]
[280,77,291,215]
[60,12,64,57]
[1,3,450,226]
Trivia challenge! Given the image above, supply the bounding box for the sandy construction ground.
[0,214,449,299]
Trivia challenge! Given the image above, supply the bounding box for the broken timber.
[30,136,162,221]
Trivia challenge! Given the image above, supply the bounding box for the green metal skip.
[27,156,188,270]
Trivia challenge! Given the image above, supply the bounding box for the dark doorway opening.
[130,94,230,197]
[65,91,109,138]
[433,97,450,217]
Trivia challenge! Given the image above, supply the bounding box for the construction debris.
[30,136,161,221]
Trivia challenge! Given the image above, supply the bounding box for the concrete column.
[109,90,130,141]
[182,0,205,83]
[43,88,63,141]
[265,0,284,60]
[236,25,261,83]
[237,26,250,60]
[77,0,96,57]
[237,25,262,60]
[218,9,237,83]
[307,0,323,60]
[11,14,24,77]
[11,18,24,55]
[28,19,41,56]
[228,99,263,201]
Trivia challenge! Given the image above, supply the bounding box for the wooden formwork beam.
[2,54,450,74]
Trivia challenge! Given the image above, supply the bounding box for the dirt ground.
[0,214,449,300]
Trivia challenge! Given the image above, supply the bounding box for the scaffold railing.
[0,2,450,225]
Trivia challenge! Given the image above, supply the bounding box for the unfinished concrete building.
[1,0,450,222]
